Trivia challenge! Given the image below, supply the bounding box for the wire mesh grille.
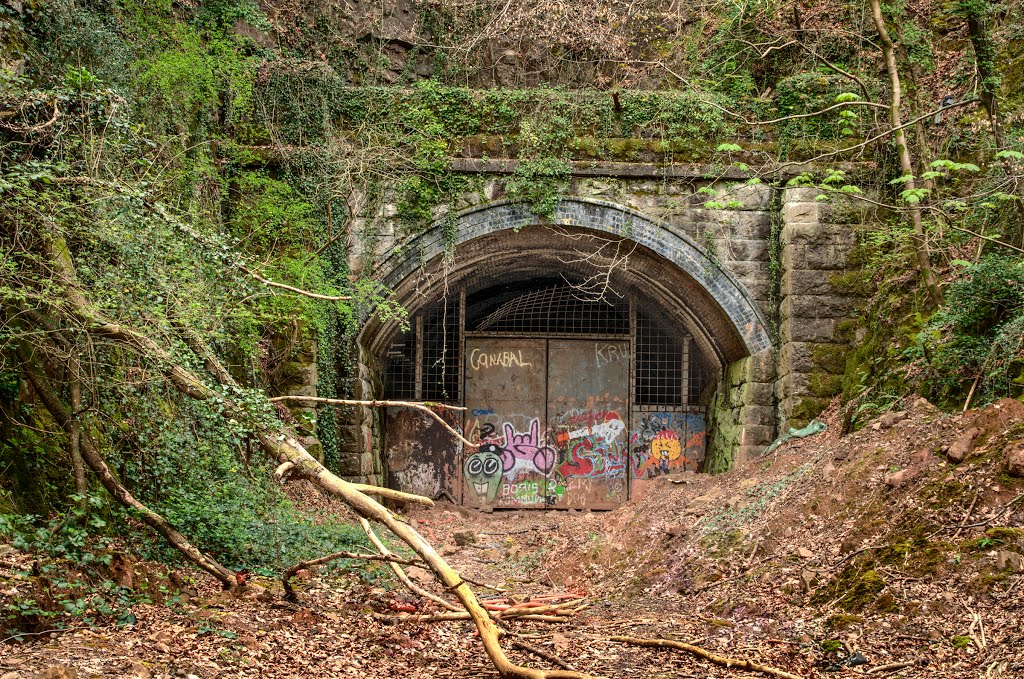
[421,297,460,402]
[635,311,683,406]
[688,345,714,406]
[383,330,416,400]
[470,284,629,335]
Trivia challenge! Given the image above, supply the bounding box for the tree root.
[610,636,803,679]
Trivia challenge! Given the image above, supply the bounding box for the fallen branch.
[283,549,423,601]
[511,640,575,671]
[241,265,352,301]
[361,517,462,612]
[866,661,916,674]
[610,636,803,679]
[179,326,435,507]
[373,609,580,623]
[270,395,475,448]
[18,345,238,590]
[37,233,593,679]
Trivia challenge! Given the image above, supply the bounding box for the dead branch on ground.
[610,636,803,679]
[282,550,424,602]
[29,227,595,679]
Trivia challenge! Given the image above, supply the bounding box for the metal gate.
[463,338,629,509]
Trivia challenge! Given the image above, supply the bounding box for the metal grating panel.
[383,330,416,400]
[688,345,714,406]
[634,311,683,406]
[421,297,460,402]
[470,284,629,335]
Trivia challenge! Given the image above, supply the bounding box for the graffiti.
[464,447,503,501]
[564,415,626,443]
[502,419,557,476]
[469,348,533,370]
[471,408,495,416]
[562,409,617,426]
[503,480,543,504]
[594,342,629,367]
[553,411,628,479]
[630,412,707,478]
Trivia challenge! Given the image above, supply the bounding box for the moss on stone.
[811,343,848,375]
[813,568,887,612]
[825,613,864,630]
[808,370,843,397]
[828,269,873,296]
[789,397,830,426]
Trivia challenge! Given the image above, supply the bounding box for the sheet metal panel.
[629,409,706,501]
[463,339,552,508]
[385,408,460,502]
[547,340,630,509]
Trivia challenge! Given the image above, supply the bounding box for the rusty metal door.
[546,340,630,509]
[385,408,460,502]
[463,339,553,508]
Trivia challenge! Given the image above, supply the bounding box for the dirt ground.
[3,397,1023,678]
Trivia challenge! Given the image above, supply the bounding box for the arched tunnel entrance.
[361,199,771,509]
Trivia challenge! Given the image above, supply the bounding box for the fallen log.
[282,550,423,601]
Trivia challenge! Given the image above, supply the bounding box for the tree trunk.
[963,3,1002,145]
[18,344,239,590]
[869,0,944,308]
[68,353,88,503]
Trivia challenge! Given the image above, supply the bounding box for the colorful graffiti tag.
[553,410,628,479]
[464,417,559,505]
[629,412,706,478]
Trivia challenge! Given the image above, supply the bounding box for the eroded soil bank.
[3,398,1023,678]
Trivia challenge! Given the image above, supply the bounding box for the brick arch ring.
[373,197,773,358]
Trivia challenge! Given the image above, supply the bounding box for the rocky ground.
[2,397,1023,678]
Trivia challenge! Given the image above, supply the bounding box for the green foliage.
[0,499,145,636]
[506,158,572,217]
[923,255,1024,405]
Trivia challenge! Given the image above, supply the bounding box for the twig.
[282,549,423,601]
[866,661,916,674]
[241,265,352,301]
[511,640,575,671]
[610,636,803,679]
[952,491,980,539]
[830,545,887,570]
[1,626,84,644]
[693,555,776,593]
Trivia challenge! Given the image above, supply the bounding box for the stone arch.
[369,197,771,362]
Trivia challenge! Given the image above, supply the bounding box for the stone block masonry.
[346,166,869,480]
[775,187,868,428]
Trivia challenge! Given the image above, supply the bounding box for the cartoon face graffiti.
[651,429,682,473]
[465,445,503,501]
